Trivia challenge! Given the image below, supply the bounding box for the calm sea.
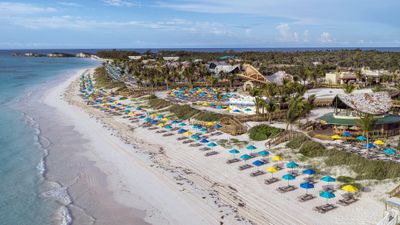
[0,51,97,225]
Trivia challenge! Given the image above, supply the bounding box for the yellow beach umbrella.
[158,123,165,127]
[271,155,283,162]
[207,122,214,127]
[341,184,358,193]
[266,167,278,173]
[162,117,170,122]
[184,131,192,137]
[374,140,384,145]
[225,107,232,111]
[331,134,341,140]
[202,102,209,106]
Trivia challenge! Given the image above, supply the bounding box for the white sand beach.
[42,68,391,225]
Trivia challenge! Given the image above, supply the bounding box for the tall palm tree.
[286,95,304,131]
[265,99,277,122]
[356,113,377,148]
[344,83,356,94]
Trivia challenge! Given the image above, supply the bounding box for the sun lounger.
[199,147,211,151]
[156,130,167,133]
[289,171,300,177]
[189,143,202,147]
[238,164,253,171]
[162,133,174,137]
[148,127,159,130]
[183,140,194,144]
[298,194,316,202]
[277,185,297,193]
[177,137,187,141]
[205,151,219,157]
[337,197,358,206]
[265,177,280,185]
[313,204,338,214]
[226,158,241,164]
[250,170,266,177]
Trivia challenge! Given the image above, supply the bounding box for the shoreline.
[39,67,389,225]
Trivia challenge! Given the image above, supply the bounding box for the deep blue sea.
[0,51,97,225]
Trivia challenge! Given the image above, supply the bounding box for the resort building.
[208,62,240,75]
[266,71,293,85]
[163,56,180,61]
[128,55,142,60]
[361,67,391,83]
[319,92,400,137]
[76,52,91,58]
[325,71,357,85]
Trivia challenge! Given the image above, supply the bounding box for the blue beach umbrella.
[144,118,151,122]
[300,182,314,194]
[233,109,241,113]
[124,109,131,113]
[246,145,257,150]
[320,191,336,203]
[282,174,296,185]
[200,128,208,132]
[366,143,376,149]
[286,161,299,169]
[356,135,367,141]
[229,149,240,154]
[258,150,270,157]
[179,122,187,127]
[321,176,336,183]
[303,169,316,175]
[164,125,172,129]
[139,115,146,119]
[240,154,251,161]
[151,120,158,124]
[384,148,397,155]
[172,120,179,124]
[341,131,352,137]
[191,135,200,140]
[157,115,164,119]
[252,160,265,167]
[200,139,209,144]
[208,142,217,147]
[214,124,222,129]
[178,129,187,134]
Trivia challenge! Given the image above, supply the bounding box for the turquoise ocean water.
[0,51,97,225]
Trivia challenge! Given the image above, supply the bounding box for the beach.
[39,68,389,225]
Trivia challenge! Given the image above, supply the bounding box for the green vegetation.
[297,140,400,180]
[195,112,225,122]
[337,176,355,183]
[94,66,126,89]
[148,98,171,109]
[286,135,309,149]
[96,50,140,59]
[248,125,283,141]
[169,105,199,120]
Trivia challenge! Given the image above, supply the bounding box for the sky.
[0,0,399,49]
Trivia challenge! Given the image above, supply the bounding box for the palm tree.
[265,99,277,122]
[356,113,377,148]
[344,83,356,94]
[286,95,305,131]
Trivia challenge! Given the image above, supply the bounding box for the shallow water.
[0,51,97,225]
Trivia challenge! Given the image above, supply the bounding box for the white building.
[325,71,357,85]
[163,56,180,61]
[128,55,142,60]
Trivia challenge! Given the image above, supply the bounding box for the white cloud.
[103,0,136,7]
[0,2,56,15]
[303,30,309,42]
[275,23,299,42]
[58,2,82,7]
[320,32,333,43]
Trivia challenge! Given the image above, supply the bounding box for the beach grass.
[248,124,283,141]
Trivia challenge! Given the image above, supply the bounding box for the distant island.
[13,52,93,58]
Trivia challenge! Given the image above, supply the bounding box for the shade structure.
[321,176,336,182]
[164,125,172,129]
[252,160,265,167]
[341,131,352,137]
[331,134,341,140]
[266,167,278,173]
[158,123,165,127]
[179,122,187,126]
[303,169,316,175]
[258,150,270,157]
[341,184,358,193]
[233,109,241,113]
[191,135,200,140]
[246,145,257,150]
[207,142,217,147]
[271,155,283,162]
[366,143,376,149]
[157,115,164,119]
[286,161,299,169]
[356,135,367,141]
[214,124,222,129]
[144,118,151,122]
[373,140,385,145]
[178,129,187,134]
[200,139,209,144]
[200,128,208,132]
[240,154,251,160]
[172,120,179,124]
[282,174,296,184]
[320,191,335,199]
[162,117,170,122]
[229,149,240,154]
[151,120,159,124]
[384,148,397,155]
[139,115,146,119]
[300,182,314,193]
[184,131,193,137]
[192,124,201,129]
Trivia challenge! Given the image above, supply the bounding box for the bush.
[248,125,283,141]
[195,112,225,122]
[148,98,171,109]
[169,105,199,120]
[286,135,309,149]
[298,141,326,157]
[337,176,355,183]
[94,66,126,89]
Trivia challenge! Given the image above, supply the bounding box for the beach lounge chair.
[277,185,297,193]
[337,196,358,206]
[265,178,280,185]
[226,158,241,164]
[156,130,167,133]
[249,153,258,158]
[162,133,174,137]
[189,143,202,147]
[313,204,338,214]
[177,137,187,141]
[183,140,194,144]
[148,127,159,130]
[250,171,266,177]
[199,147,211,151]
[205,151,219,157]
[238,164,253,171]
[297,194,316,202]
